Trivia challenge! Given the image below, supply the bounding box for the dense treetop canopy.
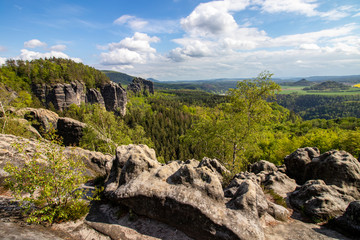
[0,57,110,91]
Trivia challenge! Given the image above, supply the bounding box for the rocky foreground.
[0,134,359,239]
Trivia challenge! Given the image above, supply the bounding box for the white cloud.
[0,57,6,66]
[299,43,320,50]
[18,49,82,62]
[259,0,319,16]
[180,0,248,37]
[49,44,67,51]
[24,39,47,49]
[100,32,160,67]
[114,14,179,33]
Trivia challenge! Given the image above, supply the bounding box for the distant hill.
[102,70,134,86]
[303,81,350,91]
[283,75,360,83]
[281,79,313,86]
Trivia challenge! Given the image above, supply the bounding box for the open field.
[279,85,360,95]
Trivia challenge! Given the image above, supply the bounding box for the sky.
[0,0,360,81]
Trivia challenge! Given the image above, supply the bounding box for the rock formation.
[32,80,127,116]
[57,117,87,146]
[32,80,86,111]
[0,133,113,178]
[286,148,360,222]
[104,145,293,240]
[100,81,127,116]
[331,200,360,237]
[127,77,154,95]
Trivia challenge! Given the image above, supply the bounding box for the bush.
[4,140,89,224]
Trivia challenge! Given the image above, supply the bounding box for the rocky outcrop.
[86,88,105,106]
[14,107,59,132]
[32,80,86,111]
[290,180,356,221]
[100,82,127,116]
[0,134,113,178]
[287,148,360,222]
[32,81,127,116]
[127,77,154,95]
[284,147,320,184]
[331,201,360,237]
[104,145,293,240]
[57,117,87,146]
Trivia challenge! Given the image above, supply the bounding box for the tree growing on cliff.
[4,138,89,224]
[182,71,281,172]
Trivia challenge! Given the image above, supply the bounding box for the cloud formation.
[100,32,160,69]
[18,49,81,62]
[24,39,47,49]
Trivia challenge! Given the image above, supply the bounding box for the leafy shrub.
[4,140,89,224]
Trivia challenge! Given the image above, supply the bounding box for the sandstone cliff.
[32,80,127,116]
[127,77,154,95]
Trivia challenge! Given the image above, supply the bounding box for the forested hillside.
[1,58,109,91]
[276,94,360,120]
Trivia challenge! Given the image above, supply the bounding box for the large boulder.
[14,107,59,132]
[303,150,360,193]
[105,145,266,240]
[331,201,360,237]
[284,147,320,183]
[289,180,356,221]
[100,82,127,116]
[57,117,87,146]
[250,160,277,174]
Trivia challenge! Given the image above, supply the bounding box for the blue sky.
[0,0,359,80]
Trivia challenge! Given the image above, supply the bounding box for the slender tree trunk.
[0,101,7,134]
[232,142,237,171]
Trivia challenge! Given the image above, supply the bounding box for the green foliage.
[0,58,110,91]
[303,81,349,91]
[263,187,287,208]
[4,140,89,224]
[182,71,281,172]
[63,103,153,154]
[276,94,360,120]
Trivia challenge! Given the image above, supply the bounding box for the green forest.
[1,58,360,175]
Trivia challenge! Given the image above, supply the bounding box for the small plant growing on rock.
[4,139,89,224]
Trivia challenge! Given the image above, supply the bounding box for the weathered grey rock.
[224,172,260,198]
[63,147,113,176]
[250,160,277,174]
[257,170,297,199]
[284,147,320,183]
[331,201,360,237]
[289,180,356,221]
[224,171,291,222]
[86,88,105,106]
[14,107,59,132]
[105,145,265,240]
[33,80,86,111]
[303,150,360,193]
[227,179,269,218]
[0,133,113,178]
[57,117,87,146]
[127,77,154,95]
[198,157,230,183]
[100,81,127,116]
[33,81,128,116]
[266,201,290,221]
